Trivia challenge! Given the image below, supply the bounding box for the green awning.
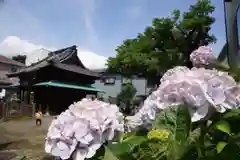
[3,84,20,89]
[33,81,104,92]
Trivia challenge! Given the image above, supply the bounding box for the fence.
[0,102,35,121]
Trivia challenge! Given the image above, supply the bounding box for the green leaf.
[103,146,119,160]
[216,141,227,154]
[167,105,192,160]
[107,136,147,155]
[187,128,201,145]
[199,144,240,159]
[153,107,177,133]
[174,105,191,142]
[215,120,231,135]
[222,109,240,119]
[134,140,168,160]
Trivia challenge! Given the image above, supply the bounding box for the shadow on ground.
[41,155,56,160]
[0,142,13,150]
[0,151,17,160]
[0,117,54,159]
[0,139,33,150]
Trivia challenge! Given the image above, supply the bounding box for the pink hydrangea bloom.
[190,45,216,68]
[126,66,239,131]
[45,98,124,160]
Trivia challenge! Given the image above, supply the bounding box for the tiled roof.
[0,55,25,67]
[0,71,19,85]
[54,63,100,77]
[7,45,100,78]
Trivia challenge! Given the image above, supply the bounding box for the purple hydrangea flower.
[190,45,216,68]
[45,98,124,160]
[126,66,238,131]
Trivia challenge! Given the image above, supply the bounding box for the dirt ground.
[0,116,55,160]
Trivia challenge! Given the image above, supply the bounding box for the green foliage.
[98,107,240,160]
[214,120,231,136]
[102,146,120,160]
[102,105,200,160]
[107,0,216,84]
[214,62,240,82]
[116,82,137,115]
[216,141,227,154]
[108,135,148,156]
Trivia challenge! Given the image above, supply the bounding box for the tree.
[12,55,27,64]
[116,81,137,115]
[107,0,216,85]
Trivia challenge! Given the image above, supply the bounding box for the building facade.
[92,71,154,100]
[7,46,102,115]
[0,55,25,87]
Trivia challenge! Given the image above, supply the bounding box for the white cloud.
[0,36,107,69]
[26,48,51,66]
[0,36,49,56]
[77,47,107,70]
[0,36,54,66]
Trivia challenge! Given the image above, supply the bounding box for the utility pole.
[223,0,240,69]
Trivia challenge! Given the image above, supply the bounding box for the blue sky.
[0,0,226,58]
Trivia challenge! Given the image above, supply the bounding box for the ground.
[0,116,54,160]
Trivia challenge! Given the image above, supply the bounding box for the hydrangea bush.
[45,45,240,160]
[45,98,124,160]
[126,67,238,130]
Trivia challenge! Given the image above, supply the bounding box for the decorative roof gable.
[7,45,100,78]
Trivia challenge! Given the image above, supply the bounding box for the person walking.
[35,110,42,126]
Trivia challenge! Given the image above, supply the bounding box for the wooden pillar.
[27,87,31,104]
[21,89,25,102]
[45,104,50,116]
[17,88,21,101]
[32,103,36,119]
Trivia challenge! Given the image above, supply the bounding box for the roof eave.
[53,64,101,78]
[7,72,23,77]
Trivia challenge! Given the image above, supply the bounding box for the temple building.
[7,45,103,115]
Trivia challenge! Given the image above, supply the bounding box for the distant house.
[92,69,154,100]
[0,55,25,87]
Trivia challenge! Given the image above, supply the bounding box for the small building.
[7,45,103,115]
[92,69,155,101]
[0,55,25,88]
[0,55,25,100]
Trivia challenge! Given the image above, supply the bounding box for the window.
[103,77,115,85]
[11,66,17,72]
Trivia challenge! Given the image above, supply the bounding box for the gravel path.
[0,116,54,160]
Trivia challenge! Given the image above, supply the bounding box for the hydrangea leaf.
[167,105,192,160]
[152,105,192,160]
[152,107,177,133]
[103,146,119,160]
[107,136,147,155]
[216,141,228,154]
[222,109,240,119]
[187,128,201,145]
[215,120,231,135]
